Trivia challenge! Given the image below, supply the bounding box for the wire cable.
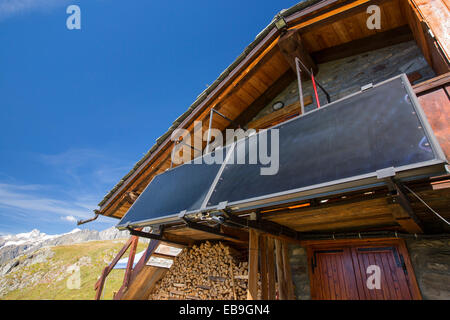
[403,185,450,226]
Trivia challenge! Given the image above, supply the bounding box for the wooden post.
[275,239,287,300]
[278,29,318,75]
[123,236,139,288]
[95,267,108,300]
[266,237,276,300]
[114,239,161,300]
[247,229,259,300]
[259,235,268,300]
[94,236,135,292]
[282,241,296,300]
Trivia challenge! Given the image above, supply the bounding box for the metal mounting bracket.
[361,83,373,91]
[180,212,240,240]
[126,225,187,246]
[385,177,424,233]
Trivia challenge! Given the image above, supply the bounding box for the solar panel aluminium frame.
[116,143,236,229]
[117,74,447,229]
[198,74,447,213]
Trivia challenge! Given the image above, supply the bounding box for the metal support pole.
[212,109,237,125]
[205,109,214,154]
[205,108,238,154]
[295,57,331,104]
[295,57,305,115]
[171,138,202,169]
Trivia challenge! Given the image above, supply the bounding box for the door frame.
[303,238,422,300]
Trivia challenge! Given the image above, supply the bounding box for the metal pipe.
[205,109,214,154]
[295,57,305,114]
[295,58,331,103]
[77,210,100,225]
[206,108,238,154]
[212,109,237,126]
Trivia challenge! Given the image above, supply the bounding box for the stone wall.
[406,239,450,300]
[251,41,435,122]
[288,244,311,300]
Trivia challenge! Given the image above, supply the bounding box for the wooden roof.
[96,0,449,220]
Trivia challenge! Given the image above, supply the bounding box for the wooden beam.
[266,237,276,300]
[247,97,312,130]
[95,267,108,300]
[121,266,168,300]
[233,69,296,128]
[259,235,269,300]
[410,0,450,63]
[420,20,450,75]
[122,236,139,288]
[114,240,160,300]
[312,25,414,63]
[278,29,317,74]
[282,241,296,300]
[288,0,389,32]
[413,72,450,94]
[94,238,132,290]
[386,180,424,234]
[247,229,259,300]
[389,203,424,234]
[275,239,287,300]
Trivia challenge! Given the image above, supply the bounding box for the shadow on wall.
[406,239,450,300]
[289,244,311,300]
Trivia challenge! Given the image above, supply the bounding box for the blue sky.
[0,0,300,235]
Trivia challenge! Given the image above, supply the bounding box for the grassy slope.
[1,239,147,300]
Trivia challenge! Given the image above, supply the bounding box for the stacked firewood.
[148,241,258,300]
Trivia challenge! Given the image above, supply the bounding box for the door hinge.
[399,254,408,275]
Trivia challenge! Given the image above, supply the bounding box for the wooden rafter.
[247,229,259,300]
[278,29,318,75]
[386,179,424,234]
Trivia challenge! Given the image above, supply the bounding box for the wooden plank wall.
[299,0,407,52]
[247,230,296,300]
[401,0,450,74]
[411,0,450,61]
[413,72,450,160]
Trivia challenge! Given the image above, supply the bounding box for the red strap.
[311,72,320,108]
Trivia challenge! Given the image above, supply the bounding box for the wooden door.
[310,248,359,299]
[308,240,421,300]
[350,246,415,300]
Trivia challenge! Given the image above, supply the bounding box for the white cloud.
[62,215,77,222]
[0,0,71,20]
[0,147,131,232]
[0,182,92,219]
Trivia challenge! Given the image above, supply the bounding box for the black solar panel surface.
[207,77,436,206]
[118,76,440,227]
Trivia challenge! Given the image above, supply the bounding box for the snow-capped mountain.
[0,228,80,248]
[0,227,130,265]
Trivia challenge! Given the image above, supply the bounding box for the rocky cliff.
[0,227,130,267]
